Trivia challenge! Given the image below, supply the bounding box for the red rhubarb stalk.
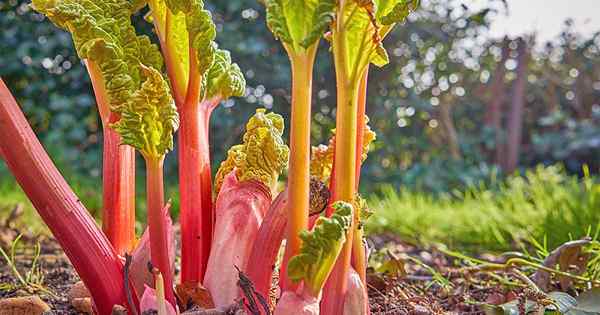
[178,50,213,282]
[87,61,137,255]
[246,188,288,301]
[0,79,130,314]
[109,66,180,308]
[145,157,175,305]
[152,3,244,284]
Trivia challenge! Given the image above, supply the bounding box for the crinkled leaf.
[32,0,164,111]
[263,0,335,51]
[205,49,246,100]
[214,109,289,191]
[111,65,179,159]
[213,144,244,195]
[287,201,353,296]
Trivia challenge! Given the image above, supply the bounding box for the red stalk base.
[102,120,136,255]
[179,98,219,284]
[204,171,272,307]
[246,188,288,302]
[145,157,176,306]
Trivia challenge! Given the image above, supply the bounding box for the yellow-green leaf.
[214,109,289,190]
[205,49,246,100]
[263,0,335,52]
[287,201,353,296]
[111,65,179,159]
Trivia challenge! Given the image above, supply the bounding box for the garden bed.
[2,213,599,315]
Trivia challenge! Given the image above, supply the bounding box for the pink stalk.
[274,288,320,315]
[130,205,177,298]
[145,157,176,306]
[101,118,137,255]
[87,61,137,255]
[246,188,288,302]
[344,268,368,315]
[203,171,272,307]
[0,79,131,314]
[179,97,220,284]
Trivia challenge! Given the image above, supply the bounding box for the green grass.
[366,165,600,251]
[0,173,103,234]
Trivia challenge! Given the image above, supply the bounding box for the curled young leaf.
[111,65,179,159]
[213,145,244,195]
[287,201,354,296]
[214,109,289,192]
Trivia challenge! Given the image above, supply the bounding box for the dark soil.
[0,227,81,313]
[0,218,590,314]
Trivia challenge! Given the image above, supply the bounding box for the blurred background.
[1,0,599,250]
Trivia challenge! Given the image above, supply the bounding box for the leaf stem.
[87,60,136,255]
[351,68,369,285]
[321,6,361,311]
[145,157,176,306]
[179,47,214,284]
[0,79,131,314]
[281,46,318,290]
[179,99,214,284]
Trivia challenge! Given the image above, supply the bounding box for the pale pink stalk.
[344,268,368,315]
[246,188,288,301]
[203,171,272,307]
[274,288,320,315]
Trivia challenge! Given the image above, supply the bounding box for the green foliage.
[1,0,598,193]
[367,165,600,251]
[165,0,217,76]
[287,201,353,295]
[111,65,179,159]
[263,0,334,51]
[31,0,164,113]
[205,49,246,100]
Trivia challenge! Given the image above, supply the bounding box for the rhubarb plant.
[30,0,160,255]
[0,0,421,313]
[205,109,288,307]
